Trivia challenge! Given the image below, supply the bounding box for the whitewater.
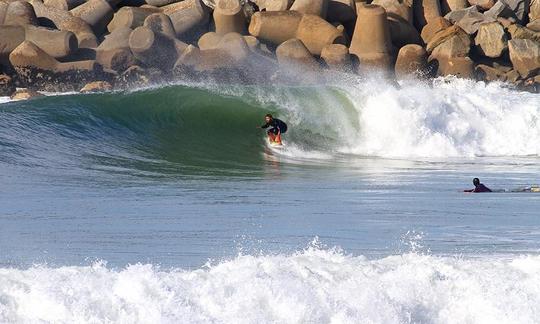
[1,76,540,324]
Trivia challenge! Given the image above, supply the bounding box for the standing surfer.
[260,114,287,145]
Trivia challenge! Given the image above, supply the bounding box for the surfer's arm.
[463,189,474,192]
[261,123,269,129]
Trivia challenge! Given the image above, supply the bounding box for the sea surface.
[1,76,539,323]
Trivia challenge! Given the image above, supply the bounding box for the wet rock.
[475,63,507,81]
[0,74,15,97]
[436,56,475,77]
[394,44,428,78]
[508,39,540,77]
[80,80,112,92]
[10,88,44,100]
[474,22,507,58]
[505,68,521,81]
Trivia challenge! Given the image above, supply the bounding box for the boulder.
[0,74,15,97]
[508,39,540,77]
[96,27,136,71]
[5,1,38,26]
[527,19,540,31]
[441,0,468,14]
[129,26,179,70]
[531,0,540,21]
[43,0,85,10]
[70,0,114,36]
[248,11,302,45]
[162,0,210,42]
[474,22,507,58]
[213,0,247,35]
[321,43,352,70]
[290,0,328,18]
[394,44,428,78]
[143,13,177,38]
[484,1,512,19]
[436,56,475,77]
[430,31,471,59]
[475,63,507,81]
[505,68,521,81]
[10,88,44,100]
[30,0,98,48]
[500,0,528,23]
[25,26,78,59]
[350,4,394,70]
[508,24,540,42]
[413,0,442,29]
[372,0,412,23]
[421,17,452,43]
[426,25,466,52]
[295,14,345,55]
[468,0,496,9]
[107,7,159,32]
[9,41,97,72]
[80,80,112,92]
[275,38,320,70]
[445,6,495,34]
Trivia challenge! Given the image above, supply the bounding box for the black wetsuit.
[261,118,287,135]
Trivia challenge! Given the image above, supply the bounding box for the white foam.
[1,247,540,323]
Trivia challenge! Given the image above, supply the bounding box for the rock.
[474,22,507,58]
[508,39,540,77]
[70,0,114,36]
[30,0,98,48]
[350,4,394,70]
[413,0,442,30]
[5,1,38,26]
[248,11,303,45]
[0,1,8,25]
[531,0,540,21]
[441,0,468,14]
[426,25,466,52]
[9,41,97,72]
[371,0,412,23]
[290,0,328,18]
[508,24,540,42]
[394,44,428,78]
[213,0,247,35]
[116,64,149,87]
[0,25,26,64]
[162,0,210,42]
[484,1,512,19]
[421,17,452,44]
[436,56,475,77]
[129,26,179,70]
[505,68,521,81]
[321,43,352,70]
[295,14,345,55]
[468,0,496,10]
[456,13,495,34]
[254,0,292,11]
[25,26,78,59]
[444,5,478,23]
[107,7,159,33]
[10,88,44,100]
[80,80,112,92]
[43,0,85,10]
[475,63,507,81]
[276,38,320,70]
[0,74,15,97]
[527,19,540,32]
[143,13,177,38]
[96,27,136,72]
[146,0,183,6]
[500,0,527,23]
[430,30,471,59]
[327,0,356,24]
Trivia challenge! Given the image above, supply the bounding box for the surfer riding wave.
[261,114,287,145]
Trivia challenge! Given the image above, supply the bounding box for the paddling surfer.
[464,178,492,193]
[260,114,287,145]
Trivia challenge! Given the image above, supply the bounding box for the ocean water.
[1,76,540,323]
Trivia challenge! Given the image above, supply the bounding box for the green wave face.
[0,84,354,177]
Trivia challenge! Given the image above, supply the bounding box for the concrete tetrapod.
[394,44,427,79]
[248,10,303,45]
[43,0,85,10]
[213,0,247,35]
[96,27,136,72]
[413,0,441,30]
[143,13,177,38]
[0,1,8,25]
[295,14,345,55]
[321,43,352,71]
[290,0,328,18]
[276,38,320,70]
[162,0,210,41]
[70,0,114,36]
[129,26,179,70]
[30,0,97,48]
[25,26,78,59]
[0,25,26,64]
[350,4,394,71]
[5,1,38,26]
[108,7,160,32]
[9,40,97,73]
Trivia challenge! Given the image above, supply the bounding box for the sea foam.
[1,247,540,323]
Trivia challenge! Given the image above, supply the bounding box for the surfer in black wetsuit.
[260,114,287,144]
[464,178,492,193]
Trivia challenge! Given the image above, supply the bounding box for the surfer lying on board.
[261,114,287,145]
[464,178,492,193]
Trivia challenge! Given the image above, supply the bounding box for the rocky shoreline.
[0,0,539,99]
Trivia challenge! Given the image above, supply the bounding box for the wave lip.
[1,248,540,323]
